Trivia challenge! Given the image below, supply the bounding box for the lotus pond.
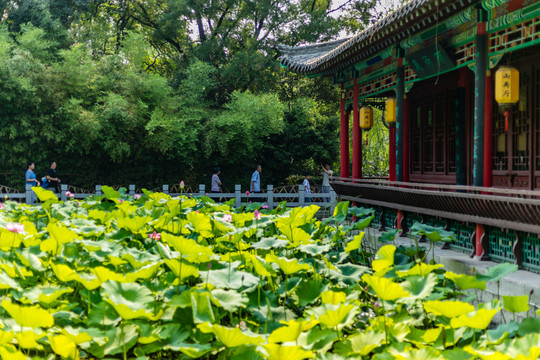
[0,186,538,359]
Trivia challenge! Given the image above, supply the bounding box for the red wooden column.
[340,84,350,178]
[389,124,396,181]
[483,72,493,187]
[403,94,410,182]
[352,78,362,179]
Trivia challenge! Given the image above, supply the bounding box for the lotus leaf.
[268,319,319,343]
[476,263,518,282]
[0,344,27,360]
[396,263,443,277]
[451,309,499,329]
[186,212,213,237]
[0,229,22,250]
[372,245,396,273]
[50,334,78,359]
[198,322,264,347]
[1,300,54,328]
[320,290,346,305]
[446,271,487,290]
[266,254,312,275]
[503,295,529,313]
[210,289,249,312]
[100,280,162,321]
[294,279,326,307]
[164,259,200,281]
[362,274,410,301]
[201,266,259,291]
[319,303,358,330]
[332,201,349,222]
[263,344,314,359]
[345,233,364,253]
[424,300,475,318]
[347,330,386,356]
[162,233,213,262]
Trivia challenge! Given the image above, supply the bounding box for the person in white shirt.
[303,174,311,203]
[211,167,222,193]
[321,163,333,203]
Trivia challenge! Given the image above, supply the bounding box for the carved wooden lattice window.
[410,87,457,175]
[536,66,540,173]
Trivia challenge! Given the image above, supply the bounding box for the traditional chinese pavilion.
[279,0,540,271]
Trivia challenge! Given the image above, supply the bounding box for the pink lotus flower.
[261,204,269,209]
[254,210,262,220]
[180,181,185,189]
[196,210,200,213]
[0,203,3,209]
[6,222,24,233]
[119,199,124,203]
[245,191,250,196]
[133,194,142,200]
[148,231,161,241]
[65,191,75,198]
[223,214,232,222]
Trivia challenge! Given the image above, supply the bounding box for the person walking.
[45,161,61,193]
[250,165,262,202]
[303,174,311,203]
[25,161,40,203]
[211,167,222,193]
[321,163,334,203]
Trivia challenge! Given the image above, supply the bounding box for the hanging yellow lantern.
[495,66,519,132]
[385,97,396,123]
[359,107,373,130]
[360,106,373,145]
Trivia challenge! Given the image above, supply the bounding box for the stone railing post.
[199,184,205,196]
[95,185,102,196]
[266,185,274,209]
[25,184,33,204]
[129,185,135,196]
[330,189,337,214]
[235,185,241,208]
[162,184,169,194]
[298,185,305,206]
[60,184,68,202]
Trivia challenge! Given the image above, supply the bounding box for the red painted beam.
[403,95,409,182]
[340,84,350,178]
[352,78,362,179]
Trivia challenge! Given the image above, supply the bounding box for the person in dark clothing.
[46,161,61,193]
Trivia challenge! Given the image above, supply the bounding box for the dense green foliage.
[0,0,387,190]
[0,190,538,359]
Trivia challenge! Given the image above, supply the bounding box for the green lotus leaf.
[446,271,486,290]
[379,229,400,243]
[279,226,312,245]
[88,301,121,327]
[263,344,314,359]
[0,271,21,291]
[100,280,162,321]
[345,233,364,253]
[230,345,264,360]
[266,254,312,275]
[320,290,346,305]
[346,330,386,356]
[92,266,127,283]
[47,222,78,244]
[49,334,78,359]
[101,186,121,199]
[163,341,213,358]
[409,223,456,242]
[332,201,349,222]
[362,274,409,301]
[390,347,444,360]
[297,243,332,256]
[210,289,249,312]
[517,318,540,336]
[139,323,187,345]
[319,303,358,330]
[201,266,259,291]
[87,324,138,358]
[1,300,54,328]
[33,186,59,203]
[352,215,374,231]
[397,263,443,277]
[328,263,370,285]
[372,245,396,273]
[186,212,213,238]
[164,259,199,282]
[251,237,288,250]
[88,209,116,225]
[503,295,529,313]
[74,272,101,290]
[476,263,518,282]
[51,263,78,283]
[162,233,213,262]
[246,254,276,277]
[0,344,27,360]
[0,229,22,250]
[0,330,14,345]
[294,279,326,307]
[401,273,437,300]
[191,291,215,324]
[22,285,73,307]
[348,207,374,218]
[125,263,161,282]
[14,331,44,349]
[450,308,499,329]
[424,300,475,318]
[268,319,319,343]
[487,321,519,342]
[198,322,264,347]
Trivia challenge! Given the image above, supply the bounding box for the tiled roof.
[278,0,475,76]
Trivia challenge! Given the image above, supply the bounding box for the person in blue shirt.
[25,161,40,203]
[250,165,262,202]
[303,174,311,203]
